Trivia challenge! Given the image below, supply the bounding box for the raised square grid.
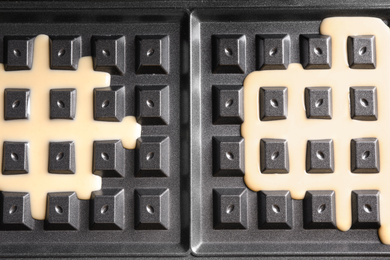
[0,34,141,221]
[194,11,390,258]
[0,10,183,258]
[0,34,140,225]
[240,16,390,252]
[0,35,124,225]
[3,5,390,260]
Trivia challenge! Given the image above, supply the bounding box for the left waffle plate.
[0,9,189,258]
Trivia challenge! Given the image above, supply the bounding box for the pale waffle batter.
[0,35,141,220]
[243,17,390,244]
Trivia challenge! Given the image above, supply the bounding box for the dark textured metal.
[258,190,292,229]
[2,141,29,175]
[0,9,185,258]
[213,188,247,229]
[347,35,376,69]
[45,192,80,230]
[259,87,288,121]
[0,3,388,259]
[94,86,125,122]
[257,34,290,70]
[191,6,390,258]
[48,141,75,174]
[50,88,76,120]
[90,189,124,230]
[50,36,81,70]
[304,87,332,119]
[212,35,246,73]
[136,85,169,125]
[136,35,169,74]
[135,188,169,230]
[304,191,336,229]
[212,85,243,124]
[306,139,334,173]
[350,87,378,121]
[351,190,380,229]
[92,36,125,75]
[213,136,244,177]
[1,192,34,230]
[135,136,170,177]
[4,36,34,71]
[300,35,331,69]
[351,138,380,173]
[4,88,30,120]
[260,138,289,173]
[93,140,125,178]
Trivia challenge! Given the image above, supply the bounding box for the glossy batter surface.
[0,35,141,220]
[242,17,390,244]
